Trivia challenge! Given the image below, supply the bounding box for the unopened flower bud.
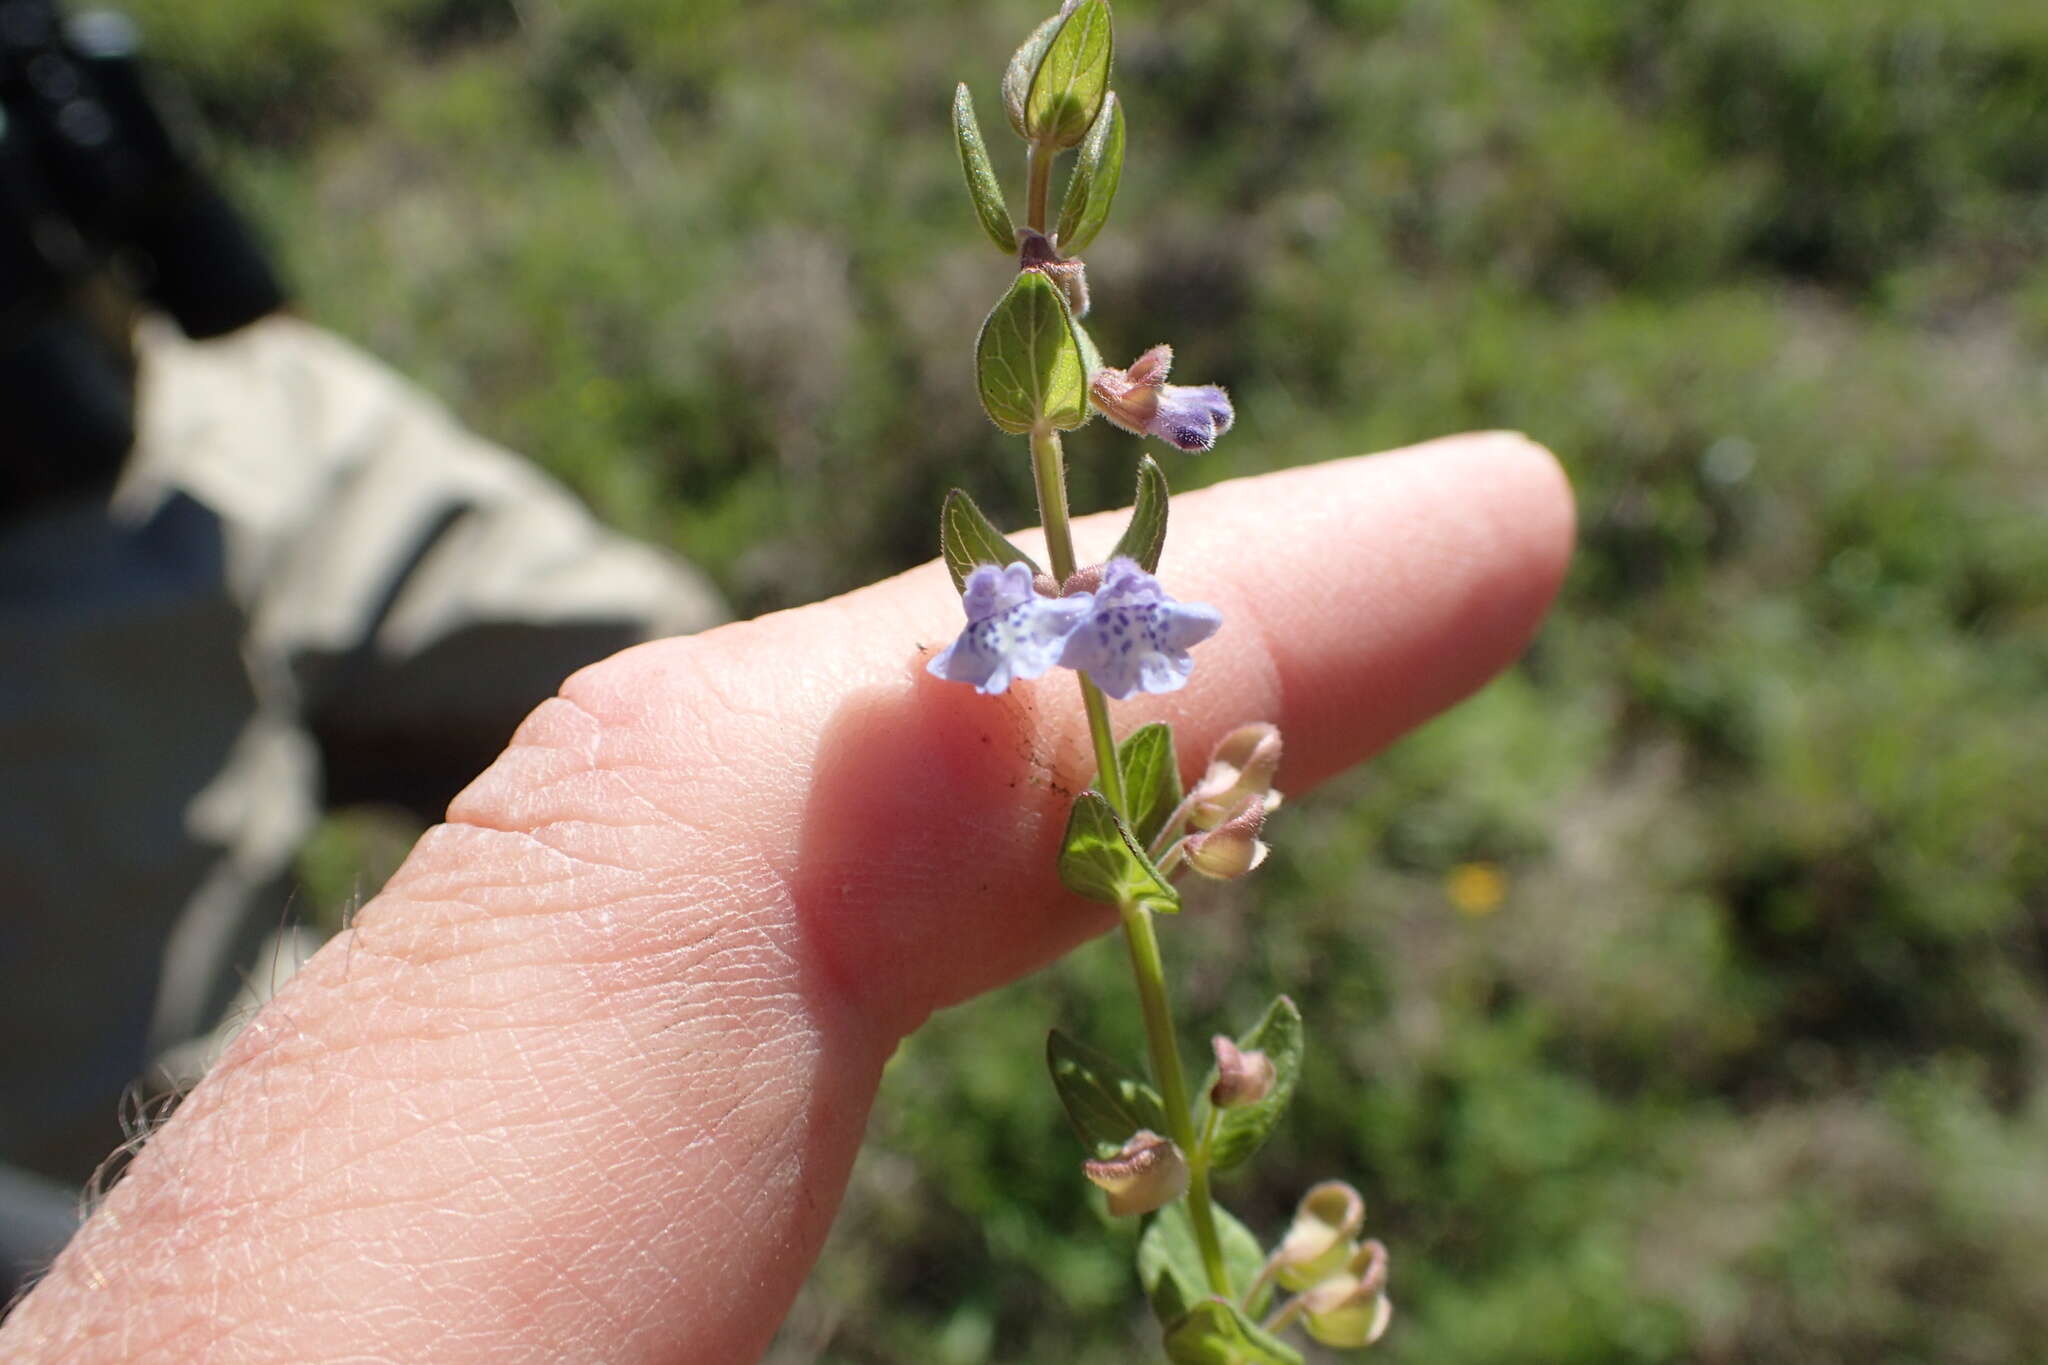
[1190,723,1283,830]
[1060,562,1106,597]
[1089,344,1236,452]
[1182,798,1268,880]
[1301,1240,1393,1348]
[1275,1181,1366,1290]
[1082,1130,1190,1217]
[1209,1035,1276,1109]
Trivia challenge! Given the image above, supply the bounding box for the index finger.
[5,432,1572,1365]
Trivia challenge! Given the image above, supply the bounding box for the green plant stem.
[1026,426,1223,1295]
[1030,424,1125,811]
[1079,683,1124,812]
[1263,1292,1308,1336]
[1026,141,1052,231]
[1120,897,1231,1296]
[1029,423,1080,584]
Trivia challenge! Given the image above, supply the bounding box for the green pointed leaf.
[1140,1200,1274,1327]
[1046,1029,1168,1157]
[1204,996,1304,1172]
[953,84,1016,254]
[1026,0,1114,150]
[939,489,1040,593]
[976,270,1088,434]
[1163,1300,1305,1365]
[1116,722,1183,848]
[1056,91,1125,253]
[1059,791,1178,911]
[1001,11,1064,140]
[1111,454,1169,574]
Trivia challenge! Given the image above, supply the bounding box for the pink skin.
[4,433,1574,1363]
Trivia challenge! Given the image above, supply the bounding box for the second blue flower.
[1059,557,1223,700]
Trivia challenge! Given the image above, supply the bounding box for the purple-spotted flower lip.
[1088,344,1235,452]
[1057,557,1222,700]
[1148,383,1233,452]
[927,562,1093,695]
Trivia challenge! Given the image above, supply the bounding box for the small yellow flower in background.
[1446,861,1506,917]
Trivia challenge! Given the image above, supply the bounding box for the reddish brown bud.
[1082,1130,1190,1217]
[1209,1035,1277,1109]
[1089,344,1172,437]
[1060,563,1106,597]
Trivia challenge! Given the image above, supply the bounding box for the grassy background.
[128,0,2048,1359]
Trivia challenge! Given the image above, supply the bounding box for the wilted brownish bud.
[1275,1181,1366,1291]
[1182,798,1268,880]
[1209,1035,1276,1109]
[1089,343,1170,437]
[1017,227,1090,317]
[1082,1130,1189,1217]
[1089,342,1234,452]
[1190,723,1283,829]
[1301,1240,1393,1348]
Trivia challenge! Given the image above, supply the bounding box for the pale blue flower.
[929,562,1094,695]
[1147,383,1234,452]
[1059,557,1222,700]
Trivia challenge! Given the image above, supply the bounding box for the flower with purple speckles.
[928,562,1095,695]
[1089,344,1236,452]
[1146,383,1234,452]
[1058,557,1222,700]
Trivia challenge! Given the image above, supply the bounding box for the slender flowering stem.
[944,11,1384,1356]
[1030,424,1125,811]
[1243,1254,1281,1315]
[1147,792,1202,860]
[1263,1293,1310,1336]
[1028,424,1080,586]
[1120,897,1231,1295]
[1079,684,1124,811]
[1027,426,1222,1292]
[1026,141,1052,232]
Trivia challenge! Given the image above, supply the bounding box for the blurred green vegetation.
[130,0,2048,1359]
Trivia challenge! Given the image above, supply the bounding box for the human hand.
[3,433,1572,1363]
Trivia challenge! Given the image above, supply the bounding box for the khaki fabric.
[0,315,724,1181]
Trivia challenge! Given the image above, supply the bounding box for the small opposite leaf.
[1002,11,1065,140]
[1059,791,1177,911]
[1117,722,1183,848]
[1163,1300,1305,1365]
[939,488,1040,593]
[953,84,1015,253]
[1046,1029,1168,1156]
[1056,91,1125,253]
[1206,996,1304,1173]
[1140,1200,1273,1328]
[976,270,1088,434]
[1026,0,1114,150]
[1110,453,1169,574]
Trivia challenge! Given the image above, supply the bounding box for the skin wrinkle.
[149,855,815,1358]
